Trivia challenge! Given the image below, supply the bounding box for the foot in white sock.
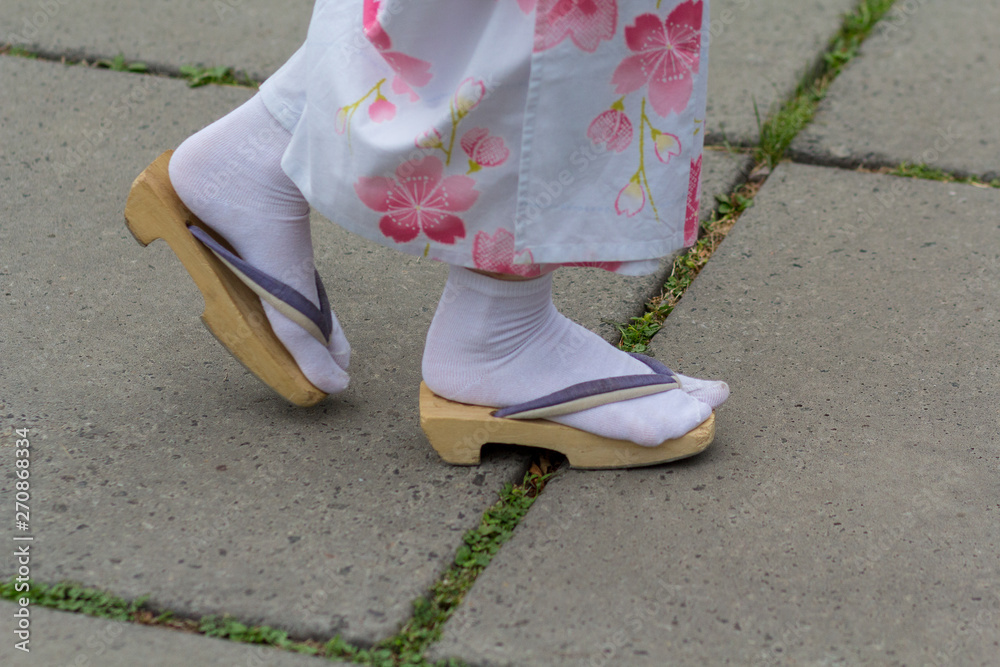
[422,267,722,447]
[168,95,350,394]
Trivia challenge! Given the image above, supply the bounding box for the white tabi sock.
[422,267,724,447]
[169,95,350,394]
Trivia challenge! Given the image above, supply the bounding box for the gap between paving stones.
[2,1,933,663]
[0,43,260,87]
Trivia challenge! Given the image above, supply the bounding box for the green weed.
[889,162,1000,188]
[179,64,256,88]
[95,53,148,73]
[755,0,898,167]
[0,44,38,59]
[0,580,146,621]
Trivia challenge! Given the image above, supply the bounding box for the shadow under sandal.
[421,354,715,469]
[124,150,329,407]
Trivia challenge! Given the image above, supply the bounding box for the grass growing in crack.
[0,44,38,58]
[887,163,1000,189]
[180,64,256,88]
[0,580,147,621]
[617,184,758,353]
[95,52,148,73]
[755,0,897,167]
[357,467,553,666]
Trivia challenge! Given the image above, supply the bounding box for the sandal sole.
[419,382,714,469]
[124,151,327,407]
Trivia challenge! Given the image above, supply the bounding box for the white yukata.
[259,0,710,277]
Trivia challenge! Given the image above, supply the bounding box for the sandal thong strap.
[188,225,333,346]
[493,354,681,420]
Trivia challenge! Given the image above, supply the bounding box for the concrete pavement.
[3,0,999,664]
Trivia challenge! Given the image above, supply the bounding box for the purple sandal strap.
[188,225,333,345]
[493,372,680,420]
[628,352,676,379]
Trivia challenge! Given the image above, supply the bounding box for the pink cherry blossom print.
[335,107,350,134]
[363,0,433,91]
[562,261,624,272]
[516,0,536,13]
[355,156,479,245]
[461,128,510,168]
[416,128,444,150]
[472,228,542,277]
[368,96,397,123]
[612,1,703,118]
[535,0,618,53]
[363,0,392,51]
[455,78,487,115]
[684,155,702,246]
[392,75,420,101]
[653,130,681,163]
[615,177,645,217]
[381,51,433,88]
[587,109,634,153]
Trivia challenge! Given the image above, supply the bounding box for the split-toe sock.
[422,267,722,447]
[168,94,350,393]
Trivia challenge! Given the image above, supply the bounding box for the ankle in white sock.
[169,94,351,393]
[422,267,718,447]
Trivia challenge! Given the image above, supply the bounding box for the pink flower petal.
[415,128,443,149]
[535,0,618,53]
[378,213,421,243]
[363,0,392,51]
[422,214,467,245]
[611,54,651,97]
[615,180,645,217]
[455,78,486,114]
[382,51,433,88]
[684,155,702,246]
[648,74,694,118]
[396,154,444,187]
[462,128,510,167]
[623,13,665,52]
[587,109,633,153]
[368,97,397,123]
[334,107,349,134]
[670,0,704,34]
[460,127,489,157]
[653,132,682,163]
[435,175,480,212]
[563,261,624,272]
[392,75,420,101]
[354,176,395,212]
[472,229,541,276]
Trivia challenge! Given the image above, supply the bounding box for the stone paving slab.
[0,603,333,666]
[706,0,857,145]
[0,56,529,646]
[430,163,1000,666]
[791,0,1000,180]
[2,0,312,79]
